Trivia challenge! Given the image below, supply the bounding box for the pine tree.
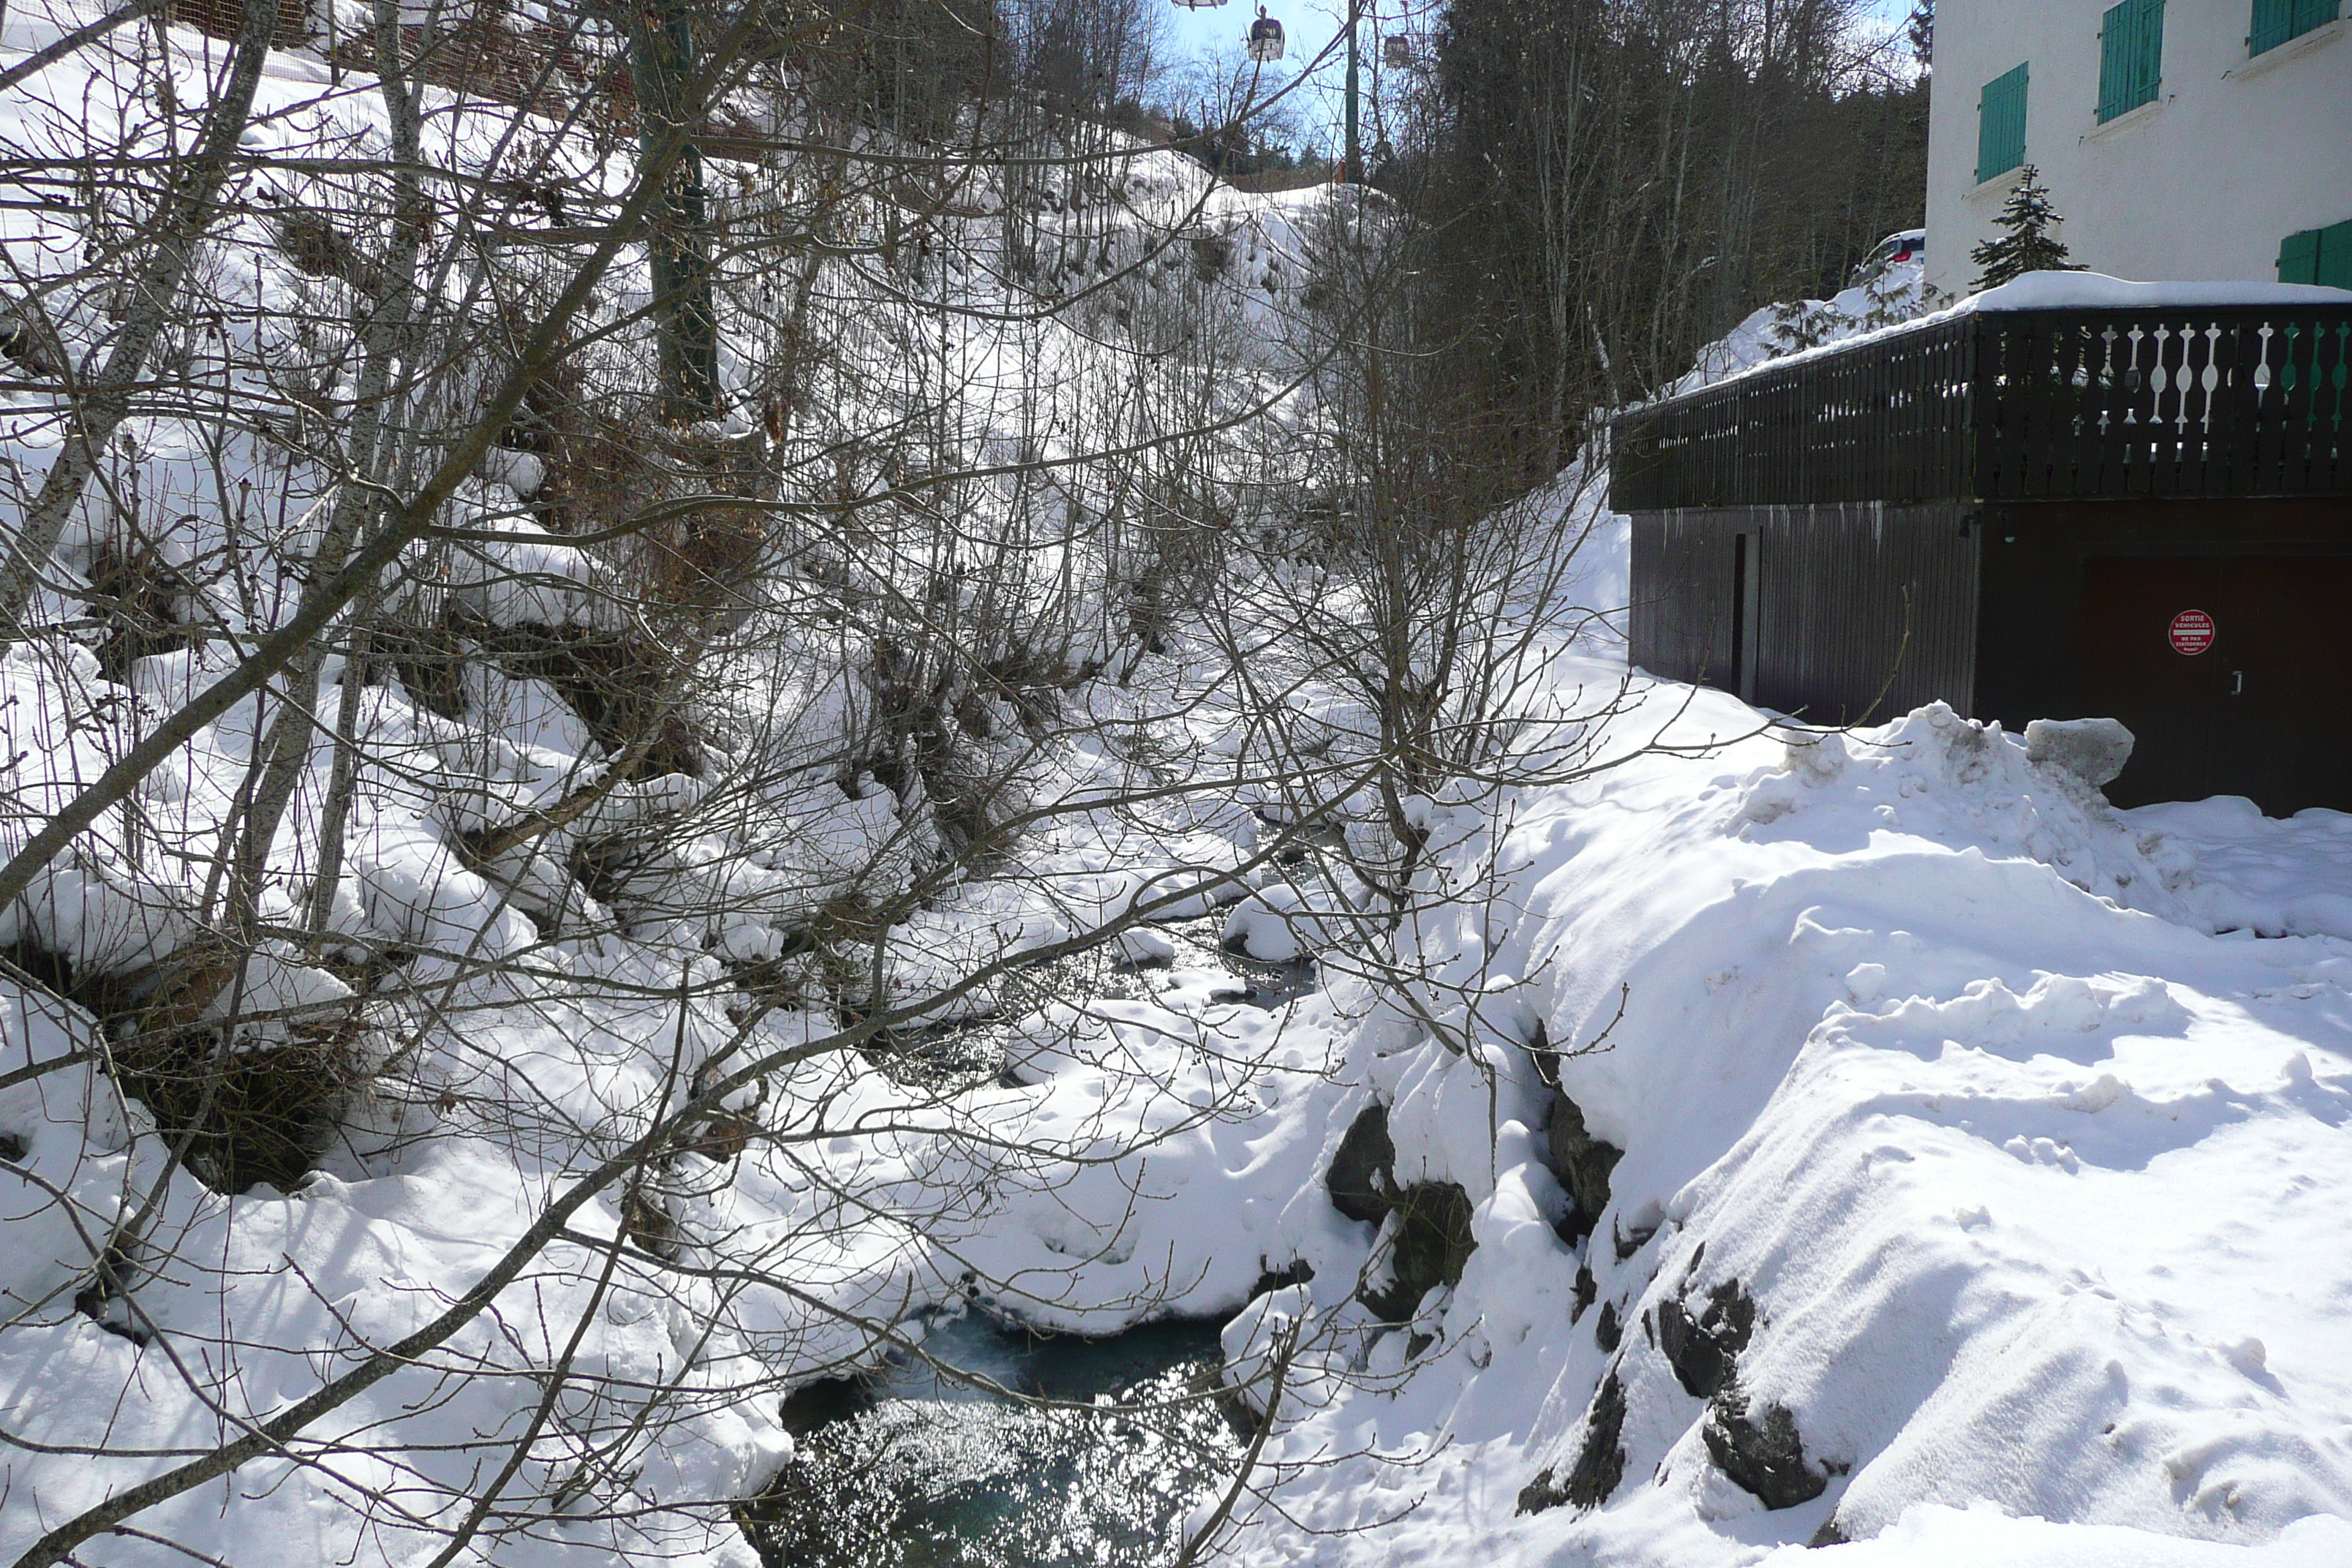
[1970,165,2081,291]
[1907,1,1934,67]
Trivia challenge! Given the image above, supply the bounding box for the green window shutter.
[2252,0,2340,55]
[2279,228,2321,284]
[2282,222,2352,288]
[1977,63,2029,183]
[2097,0,2164,123]
[2319,221,2352,290]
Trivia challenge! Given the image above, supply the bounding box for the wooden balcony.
[1609,298,2352,512]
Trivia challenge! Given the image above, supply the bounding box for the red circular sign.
[2168,608,2215,656]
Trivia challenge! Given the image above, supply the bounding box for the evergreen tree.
[1907,1,1934,67]
[1970,165,2080,291]
[1414,0,1930,470]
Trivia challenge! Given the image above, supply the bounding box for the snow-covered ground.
[4,1,2351,1564]
[1195,660,2352,1566]
[0,5,1347,1562]
[20,532,2352,1568]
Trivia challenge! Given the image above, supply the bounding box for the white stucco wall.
[1926,0,2352,296]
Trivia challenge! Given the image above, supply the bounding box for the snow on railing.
[1610,275,2352,510]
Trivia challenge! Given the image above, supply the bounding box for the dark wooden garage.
[1609,298,2352,813]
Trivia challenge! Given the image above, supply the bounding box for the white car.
[1852,228,1926,284]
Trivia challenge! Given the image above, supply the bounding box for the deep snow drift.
[1199,668,2352,1566]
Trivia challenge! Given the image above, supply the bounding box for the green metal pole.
[1343,0,1361,184]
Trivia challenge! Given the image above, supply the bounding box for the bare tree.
[0,4,1402,1565]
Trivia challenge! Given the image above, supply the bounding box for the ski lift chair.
[1248,8,1285,61]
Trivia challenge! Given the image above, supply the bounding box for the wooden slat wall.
[1752,502,1980,725]
[1629,513,1739,693]
[1631,503,1980,725]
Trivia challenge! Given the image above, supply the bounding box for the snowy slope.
[1195,669,2352,1566]
[1667,260,1940,395]
[0,7,1381,1563]
[5,1,2349,1564]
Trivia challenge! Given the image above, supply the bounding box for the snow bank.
[2124,797,2352,943]
[1968,272,2352,312]
[1199,666,2352,1566]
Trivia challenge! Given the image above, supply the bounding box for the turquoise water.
[749,1312,1243,1568]
[750,911,1303,1564]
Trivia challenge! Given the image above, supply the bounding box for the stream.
[871,912,1323,1090]
[747,1311,1243,1568]
[745,913,1311,1567]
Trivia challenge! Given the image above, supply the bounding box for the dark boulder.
[1249,1258,1314,1299]
[1361,1180,1476,1322]
[1703,1390,1827,1509]
[1656,1278,1757,1400]
[1545,1094,1624,1246]
[1525,1015,1560,1086]
[778,1372,878,1439]
[1613,1213,1658,1260]
[1325,1101,1397,1224]
[1518,1370,1628,1514]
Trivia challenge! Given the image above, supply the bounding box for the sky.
[1151,0,1915,157]
[1152,0,1434,154]
[1158,0,1431,83]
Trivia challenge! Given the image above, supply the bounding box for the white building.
[1925,0,2352,297]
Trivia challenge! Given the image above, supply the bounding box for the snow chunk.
[1221,881,1346,962]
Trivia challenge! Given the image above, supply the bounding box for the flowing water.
[747,1311,1245,1568]
[747,914,1312,1567]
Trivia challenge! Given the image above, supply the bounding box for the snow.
[1,1,2349,1564]
[1222,879,1346,961]
[1760,1506,2352,1566]
[1969,272,2352,312]
[2124,799,2352,943]
[0,9,1355,1561]
[1184,670,2352,1565]
[1667,260,1942,395]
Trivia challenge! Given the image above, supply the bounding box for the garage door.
[2076,556,2352,814]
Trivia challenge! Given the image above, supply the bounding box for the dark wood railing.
[1610,301,2352,510]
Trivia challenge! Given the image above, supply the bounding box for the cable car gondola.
[1168,0,1226,10]
[1383,34,1411,69]
[1247,7,1284,61]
